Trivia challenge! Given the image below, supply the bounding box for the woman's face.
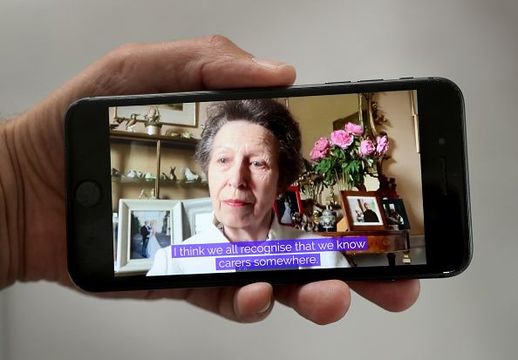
[208,120,280,232]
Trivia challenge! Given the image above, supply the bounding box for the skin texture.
[208,121,280,242]
[0,35,419,324]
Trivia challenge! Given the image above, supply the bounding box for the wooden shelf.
[112,176,208,187]
[109,130,198,149]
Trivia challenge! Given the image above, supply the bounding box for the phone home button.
[75,181,101,207]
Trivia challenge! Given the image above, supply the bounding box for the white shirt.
[147,215,349,276]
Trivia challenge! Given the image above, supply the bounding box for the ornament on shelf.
[111,168,121,177]
[125,113,139,132]
[169,166,177,182]
[138,189,148,199]
[184,167,200,182]
[319,206,337,232]
[126,169,138,178]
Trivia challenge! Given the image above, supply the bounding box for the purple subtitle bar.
[215,254,321,271]
[171,236,368,258]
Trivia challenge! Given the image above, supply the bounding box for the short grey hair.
[195,99,303,191]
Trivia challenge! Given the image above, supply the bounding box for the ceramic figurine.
[291,212,303,229]
[181,131,193,139]
[144,172,155,180]
[169,166,177,182]
[125,113,139,132]
[184,167,200,182]
[138,189,148,199]
[144,106,160,123]
[319,207,336,232]
[126,170,137,178]
[110,114,124,129]
[164,129,180,137]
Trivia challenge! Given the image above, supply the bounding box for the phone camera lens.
[438,137,446,145]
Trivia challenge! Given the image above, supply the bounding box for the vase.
[146,124,161,136]
[335,173,352,192]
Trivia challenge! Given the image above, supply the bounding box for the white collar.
[212,211,284,242]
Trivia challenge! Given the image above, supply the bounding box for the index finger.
[72,35,297,98]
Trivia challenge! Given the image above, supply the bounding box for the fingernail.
[257,298,272,315]
[252,58,288,69]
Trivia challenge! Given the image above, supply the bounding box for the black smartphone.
[65,77,472,292]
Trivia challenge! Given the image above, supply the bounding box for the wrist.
[0,119,23,289]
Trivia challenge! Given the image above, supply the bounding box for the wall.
[376,90,424,235]
[2,1,518,360]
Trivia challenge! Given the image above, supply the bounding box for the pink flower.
[359,139,376,157]
[345,122,363,136]
[376,135,389,155]
[330,130,354,149]
[310,137,330,160]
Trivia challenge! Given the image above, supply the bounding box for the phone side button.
[356,79,384,82]
[325,81,352,84]
[75,181,101,207]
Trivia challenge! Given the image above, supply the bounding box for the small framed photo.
[274,185,304,226]
[339,190,387,231]
[181,197,213,240]
[382,198,411,230]
[111,103,198,129]
[115,199,183,275]
[159,103,198,127]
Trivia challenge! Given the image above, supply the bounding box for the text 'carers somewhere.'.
[170,237,368,271]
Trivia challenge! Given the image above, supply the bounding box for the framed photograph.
[382,198,411,230]
[181,197,213,240]
[112,212,118,265]
[159,103,198,127]
[115,199,183,275]
[339,190,387,231]
[274,185,304,226]
[111,103,198,128]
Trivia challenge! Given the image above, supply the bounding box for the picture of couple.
[130,211,172,260]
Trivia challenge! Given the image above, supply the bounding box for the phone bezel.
[65,77,472,292]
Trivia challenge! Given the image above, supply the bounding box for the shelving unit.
[110,130,206,199]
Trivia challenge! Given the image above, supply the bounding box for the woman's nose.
[227,161,249,189]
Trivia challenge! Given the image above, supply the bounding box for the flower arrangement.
[309,122,389,190]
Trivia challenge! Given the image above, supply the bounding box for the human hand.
[0,35,419,324]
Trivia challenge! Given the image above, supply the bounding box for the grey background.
[1,0,517,359]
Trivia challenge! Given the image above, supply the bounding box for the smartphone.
[65,77,472,292]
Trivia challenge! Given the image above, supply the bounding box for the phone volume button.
[325,81,352,84]
[356,79,384,82]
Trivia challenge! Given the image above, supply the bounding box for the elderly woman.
[148,99,349,275]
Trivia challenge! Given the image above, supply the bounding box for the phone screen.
[108,90,425,277]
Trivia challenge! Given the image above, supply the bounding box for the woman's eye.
[217,157,228,164]
[251,160,266,168]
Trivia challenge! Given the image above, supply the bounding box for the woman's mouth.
[223,199,252,207]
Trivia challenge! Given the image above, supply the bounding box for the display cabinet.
[110,130,209,210]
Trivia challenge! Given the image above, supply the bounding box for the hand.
[0,35,419,324]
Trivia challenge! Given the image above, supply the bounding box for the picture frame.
[111,103,199,128]
[181,197,213,240]
[339,190,387,231]
[115,199,183,275]
[274,185,304,226]
[159,103,198,127]
[382,198,411,230]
